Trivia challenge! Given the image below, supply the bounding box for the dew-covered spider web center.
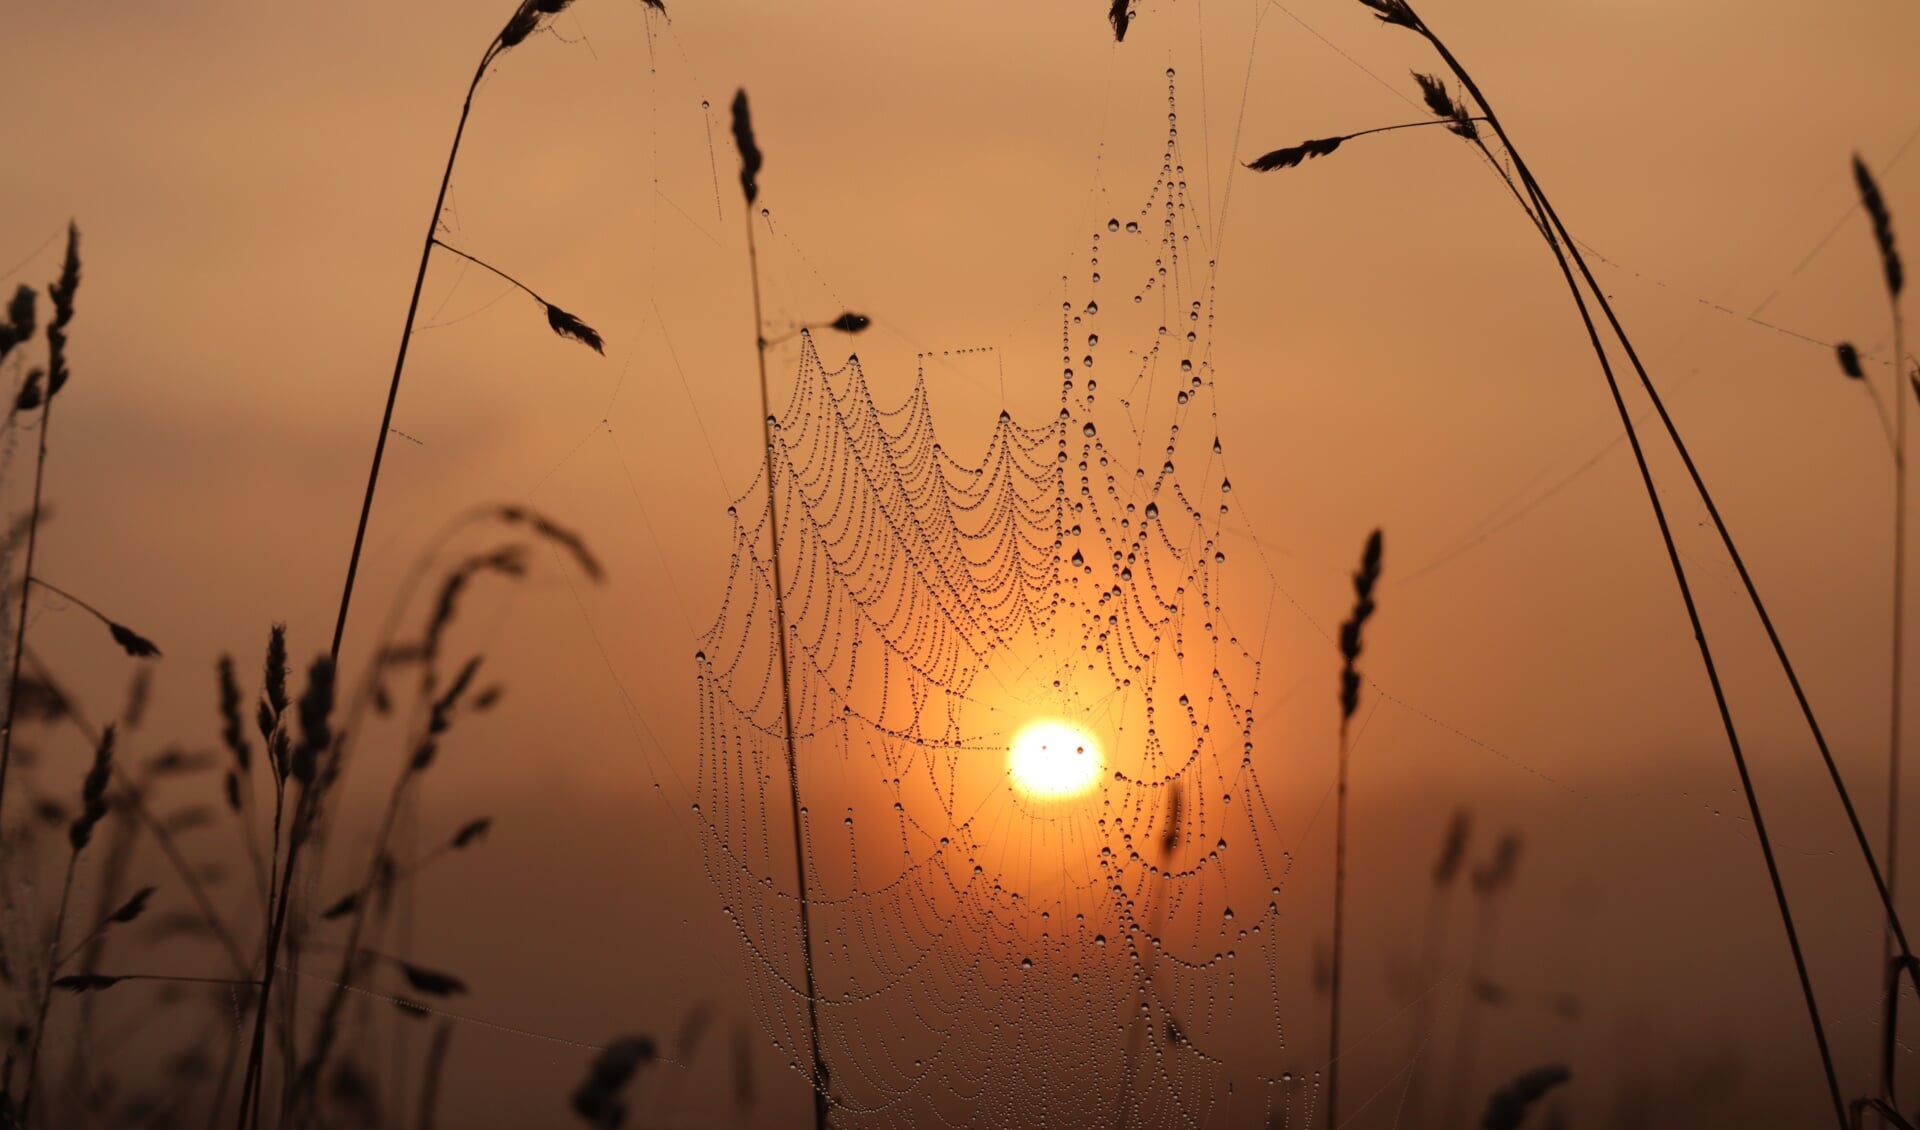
[694,72,1305,1127]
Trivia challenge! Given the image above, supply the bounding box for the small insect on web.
[694,72,1300,1127]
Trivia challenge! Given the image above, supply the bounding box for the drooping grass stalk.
[1254,5,1858,1118]
[1421,30,1918,999]
[281,536,544,1124]
[1262,15,1918,1031]
[25,577,162,657]
[312,506,597,889]
[1497,140,1851,1130]
[730,87,832,1130]
[291,654,487,1120]
[327,0,593,667]
[1327,528,1381,1130]
[1243,116,1487,171]
[327,28,494,669]
[0,224,78,828]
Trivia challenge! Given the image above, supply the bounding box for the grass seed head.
[1355,0,1418,29]
[545,303,605,354]
[290,656,336,787]
[263,623,289,715]
[1412,72,1478,140]
[1433,807,1472,887]
[69,724,117,851]
[108,886,155,925]
[108,621,161,659]
[52,974,123,993]
[1480,1065,1571,1130]
[731,90,763,205]
[1246,136,1345,172]
[45,223,79,399]
[572,1036,656,1128]
[398,962,467,997]
[1837,342,1864,378]
[13,368,42,412]
[0,285,34,363]
[217,655,251,772]
[1854,154,1903,297]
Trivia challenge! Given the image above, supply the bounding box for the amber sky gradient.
[9,0,1920,1125]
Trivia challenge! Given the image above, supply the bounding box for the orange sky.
[8,0,1920,1125]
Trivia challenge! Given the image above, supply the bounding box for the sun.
[1007,718,1103,800]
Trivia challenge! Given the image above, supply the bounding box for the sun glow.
[1007,718,1103,800]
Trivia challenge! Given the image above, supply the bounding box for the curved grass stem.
[0,351,59,824]
[327,41,501,669]
[1389,7,1850,1122]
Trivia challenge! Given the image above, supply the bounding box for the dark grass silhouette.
[1245,4,1919,1122]
[1831,153,1910,1125]
[427,241,605,355]
[327,0,605,669]
[1398,807,1472,1120]
[1327,528,1381,1130]
[1439,830,1523,1130]
[731,85,870,1130]
[255,4,616,1109]
[0,224,81,828]
[0,512,608,1129]
[25,578,161,658]
[1480,1065,1570,1130]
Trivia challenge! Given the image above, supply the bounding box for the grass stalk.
[235,656,334,1130]
[415,1021,453,1130]
[1505,82,1918,988]
[730,88,832,1130]
[1438,833,1516,1129]
[1378,6,1851,1119]
[1401,808,1469,1119]
[0,224,77,826]
[1328,723,1351,1130]
[327,30,505,667]
[18,851,80,1127]
[1327,529,1381,1130]
[1260,12,1917,1005]
[1886,317,1908,1111]
[291,729,431,1114]
[20,722,112,1128]
[23,651,249,973]
[1847,151,1909,1113]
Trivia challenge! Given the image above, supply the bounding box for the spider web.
[695,72,1309,1128]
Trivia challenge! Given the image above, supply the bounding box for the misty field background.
[4,0,1920,1126]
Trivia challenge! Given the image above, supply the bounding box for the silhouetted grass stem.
[0,224,77,827]
[1327,529,1380,1130]
[1392,7,1849,1120]
[734,86,831,1130]
[327,39,500,667]
[1861,149,1908,1112]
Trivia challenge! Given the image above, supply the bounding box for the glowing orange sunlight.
[1006,718,1103,800]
